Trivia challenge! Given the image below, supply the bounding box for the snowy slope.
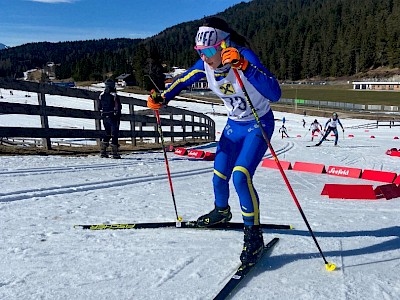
[0,89,399,300]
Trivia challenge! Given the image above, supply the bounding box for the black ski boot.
[197,205,232,227]
[100,142,109,158]
[111,144,121,159]
[240,225,264,266]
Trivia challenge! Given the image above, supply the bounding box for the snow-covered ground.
[0,89,399,300]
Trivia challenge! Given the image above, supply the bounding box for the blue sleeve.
[240,48,281,102]
[325,119,330,127]
[162,59,206,102]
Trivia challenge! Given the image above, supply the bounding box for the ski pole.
[147,75,182,222]
[154,110,182,222]
[223,42,336,271]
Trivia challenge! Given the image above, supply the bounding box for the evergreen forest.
[0,0,399,84]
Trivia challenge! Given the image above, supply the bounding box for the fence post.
[211,118,216,140]
[93,96,101,146]
[37,87,51,150]
[191,115,195,140]
[182,114,186,141]
[202,117,206,140]
[155,113,159,144]
[129,103,136,146]
[170,114,174,143]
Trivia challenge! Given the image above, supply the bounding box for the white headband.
[195,26,230,47]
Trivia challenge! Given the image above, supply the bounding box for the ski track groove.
[0,157,191,177]
[0,167,212,203]
[154,256,196,288]
[0,142,292,203]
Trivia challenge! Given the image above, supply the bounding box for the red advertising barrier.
[348,134,354,138]
[187,149,205,159]
[321,184,377,200]
[385,148,397,155]
[326,166,362,178]
[292,161,326,173]
[386,148,400,157]
[394,176,400,185]
[174,147,188,156]
[203,152,216,161]
[361,169,397,183]
[261,158,292,170]
[374,184,400,200]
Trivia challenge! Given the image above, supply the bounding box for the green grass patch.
[281,84,400,106]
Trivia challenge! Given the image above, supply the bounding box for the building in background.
[115,74,135,87]
[352,81,400,91]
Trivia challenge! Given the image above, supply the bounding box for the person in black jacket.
[98,79,122,158]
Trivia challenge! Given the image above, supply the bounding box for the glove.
[221,47,249,70]
[147,89,165,110]
[342,129,345,132]
[113,109,119,116]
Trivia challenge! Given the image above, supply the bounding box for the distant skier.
[309,119,323,141]
[315,112,344,146]
[279,124,289,138]
[302,118,306,128]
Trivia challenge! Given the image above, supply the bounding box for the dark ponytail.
[202,16,249,48]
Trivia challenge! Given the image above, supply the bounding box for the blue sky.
[0,0,250,47]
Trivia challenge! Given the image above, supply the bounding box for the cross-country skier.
[147,16,281,266]
[98,79,122,158]
[309,119,323,141]
[279,124,289,138]
[315,112,344,146]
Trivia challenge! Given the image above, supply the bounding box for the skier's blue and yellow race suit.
[162,46,281,225]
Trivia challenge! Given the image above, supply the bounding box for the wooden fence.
[0,78,215,149]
